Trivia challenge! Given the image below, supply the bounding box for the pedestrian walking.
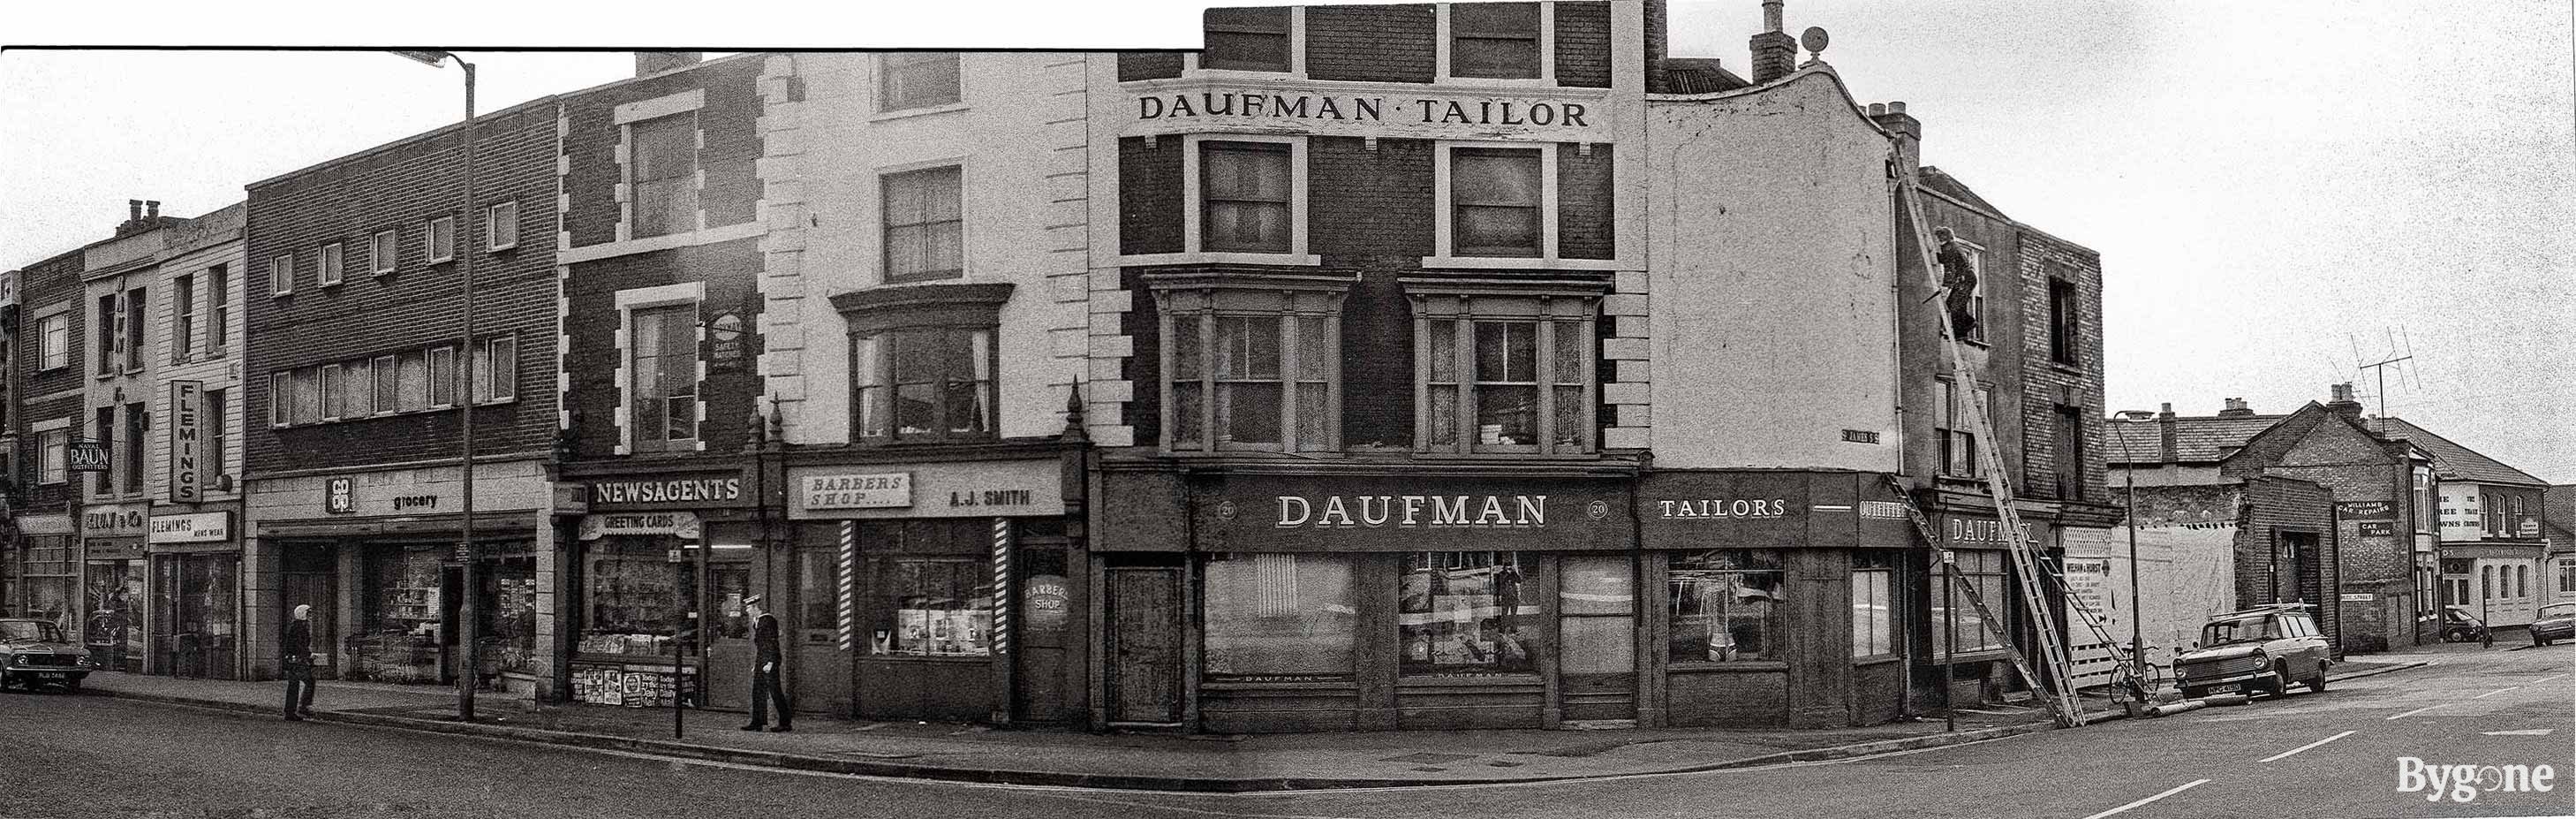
[740,595,791,732]
[283,604,316,721]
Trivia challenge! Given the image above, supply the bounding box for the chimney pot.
[1888,101,1907,115]
[2158,402,2173,418]
[147,201,160,219]
[128,200,143,221]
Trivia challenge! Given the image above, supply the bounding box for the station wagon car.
[0,618,94,693]
[2172,604,2330,699]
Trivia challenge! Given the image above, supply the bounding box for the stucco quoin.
[1645,71,1899,471]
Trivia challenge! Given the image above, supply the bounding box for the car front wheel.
[2305,671,2327,693]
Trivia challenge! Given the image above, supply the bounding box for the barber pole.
[991,517,1012,654]
[836,521,857,652]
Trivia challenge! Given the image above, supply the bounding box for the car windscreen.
[2202,617,2274,646]
[0,621,64,643]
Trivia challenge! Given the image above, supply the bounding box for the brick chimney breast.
[2325,383,2364,417]
[634,51,703,78]
[1749,0,1797,83]
[2218,398,2254,417]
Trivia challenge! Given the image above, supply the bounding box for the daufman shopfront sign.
[1199,474,1626,553]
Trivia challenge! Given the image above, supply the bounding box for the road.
[2,642,2567,819]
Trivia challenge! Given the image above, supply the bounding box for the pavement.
[6,641,2548,818]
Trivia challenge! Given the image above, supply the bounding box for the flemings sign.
[169,380,205,503]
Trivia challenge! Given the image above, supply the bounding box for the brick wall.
[2013,230,2105,504]
[1306,4,1436,83]
[11,249,87,512]
[561,240,765,459]
[2229,411,2415,651]
[1311,136,1435,448]
[243,102,561,475]
[2240,475,2339,649]
[1558,142,1615,260]
[1118,53,1183,82]
[559,58,765,248]
[1118,137,1182,255]
[1553,1,1614,88]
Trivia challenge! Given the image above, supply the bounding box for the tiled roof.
[2105,414,2288,464]
[1920,167,2008,220]
[2375,418,2549,487]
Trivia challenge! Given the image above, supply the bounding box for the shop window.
[1409,280,1599,455]
[881,165,964,282]
[1448,147,1543,257]
[1205,553,1356,679]
[1937,550,2010,656]
[427,216,456,263]
[14,537,77,630]
[1937,378,1991,479]
[37,428,70,484]
[350,544,446,684]
[1447,2,1541,80]
[1399,551,1537,676]
[1201,141,1292,253]
[879,51,962,112]
[853,324,994,443]
[1203,6,1292,72]
[628,303,700,452]
[1152,272,1349,453]
[579,537,751,655]
[866,557,993,657]
[631,113,698,239]
[1558,556,1635,677]
[1669,550,1784,663]
[38,311,71,370]
[797,548,840,646]
[1851,552,1899,658]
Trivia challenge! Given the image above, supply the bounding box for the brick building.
[1896,163,2120,694]
[4,246,89,633]
[240,95,563,688]
[2377,418,2553,628]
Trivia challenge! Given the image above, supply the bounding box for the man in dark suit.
[283,603,316,721]
[740,596,791,732]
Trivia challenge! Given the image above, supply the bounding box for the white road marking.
[2078,778,2210,819]
[2259,730,2354,762]
[2483,728,2557,736]
[2472,686,2519,699]
[2529,673,2566,685]
[2386,703,2448,720]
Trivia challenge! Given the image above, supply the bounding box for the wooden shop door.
[1103,565,1182,725]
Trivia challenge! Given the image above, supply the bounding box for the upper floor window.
[628,302,700,452]
[631,113,698,239]
[1448,147,1543,258]
[854,326,993,443]
[1447,2,1543,80]
[2048,277,2079,364]
[473,335,518,404]
[36,428,69,485]
[37,311,70,370]
[123,287,144,372]
[427,216,456,263]
[486,201,520,251]
[879,52,962,112]
[2052,404,2085,501]
[269,253,294,296]
[881,165,964,282]
[171,273,196,362]
[1204,6,1293,72]
[1407,279,1598,455]
[1937,378,1992,479]
[1152,273,1350,453]
[95,292,118,375]
[1934,231,1987,343]
[372,230,399,275]
[319,242,345,286]
[208,263,230,353]
[1202,141,1292,253]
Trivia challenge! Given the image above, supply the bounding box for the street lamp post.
[2110,409,2158,698]
[393,49,480,722]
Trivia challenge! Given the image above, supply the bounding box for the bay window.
[1408,279,1598,454]
[1151,272,1349,453]
[853,326,994,443]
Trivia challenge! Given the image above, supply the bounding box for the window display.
[1851,551,1899,658]
[353,544,445,684]
[1400,552,1538,676]
[580,537,750,656]
[1937,549,2009,656]
[865,557,993,657]
[1669,550,1784,663]
[1205,554,1357,679]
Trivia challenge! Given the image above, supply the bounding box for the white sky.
[5,0,2571,482]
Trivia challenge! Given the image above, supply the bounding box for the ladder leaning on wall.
[1893,171,2089,728]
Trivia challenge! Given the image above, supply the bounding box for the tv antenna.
[2352,329,2416,434]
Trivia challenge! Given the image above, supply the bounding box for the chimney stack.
[1867,102,1921,173]
[1749,0,1798,83]
[2157,402,2179,463]
[2325,383,2364,418]
[2218,398,2253,417]
[146,201,160,220]
[634,51,704,78]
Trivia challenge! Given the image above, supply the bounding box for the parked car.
[2529,603,2575,647]
[0,618,94,693]
[2439,605,2493,646]
[2172,603,2331,699]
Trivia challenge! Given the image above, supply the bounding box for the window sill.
[1854,655,1903,667]
[487,242,519,254]
[1117,252,1321,268]
[1935,649,2010,664]
[1187,67,1306,81]
[870,102,971,123]
[1668,661,1789,672]
[562,221,763,264]
[1435,75,1555,88]
[858,654,993,663]
[1396,674,1542,687]
[1420,255,1627,271]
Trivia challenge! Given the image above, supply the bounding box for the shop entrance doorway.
[1103,561,1182,725]
[277,542,340,679]
[1556,555,1637,724]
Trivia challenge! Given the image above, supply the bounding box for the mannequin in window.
[1933,227,1980,339]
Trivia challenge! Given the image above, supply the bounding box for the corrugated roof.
[2105,414,2288,463]
[2375,418,2549,487]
